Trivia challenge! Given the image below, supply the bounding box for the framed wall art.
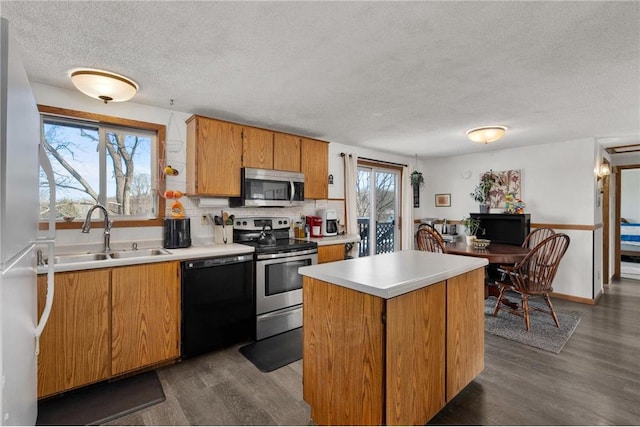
[435,193,451,207]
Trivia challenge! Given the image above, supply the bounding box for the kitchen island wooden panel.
[300,251,486,425]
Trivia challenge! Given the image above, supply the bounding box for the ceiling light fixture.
[466,126,507,144]
[70,69,138,104]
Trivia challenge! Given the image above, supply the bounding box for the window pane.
[104,129,154,216]
[40,120,100,220]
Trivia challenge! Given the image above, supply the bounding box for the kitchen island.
[299,250,488,425]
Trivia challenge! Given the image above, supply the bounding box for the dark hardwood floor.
[106,277,640,426]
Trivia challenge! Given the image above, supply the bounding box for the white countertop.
[298,250,487,299]
[297,234,360,246]
[37,243,255,274]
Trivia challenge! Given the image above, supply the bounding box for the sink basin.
[109,248,171,259]
[47,253,110,264]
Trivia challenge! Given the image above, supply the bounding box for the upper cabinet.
[242,127,274,169]
[186,116,242,196]
[273,132,301,172]
[301,137,329,200]
[186,114,329,199]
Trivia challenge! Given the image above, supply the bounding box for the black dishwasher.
[181,254,254,359]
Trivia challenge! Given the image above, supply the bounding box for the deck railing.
[358,218,395,257]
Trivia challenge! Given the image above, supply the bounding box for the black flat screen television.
[470,213,531,246]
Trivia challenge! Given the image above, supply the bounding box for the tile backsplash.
[53,197,346,248]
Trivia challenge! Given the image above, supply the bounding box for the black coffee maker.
[163,218,191,249]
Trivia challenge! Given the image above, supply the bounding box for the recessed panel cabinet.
[318,244,345,264]
[37,261,181,398]
[273,132,301,172]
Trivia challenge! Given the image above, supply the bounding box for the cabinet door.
[273,133,301,172]
[446,268,485,401]
[318,244,345,264]
[186,116,242,196]
[111,262,180,376]
[242,126,273,169]
[37,270,110,398]
[301,138,328,199]
[386,281,445,424]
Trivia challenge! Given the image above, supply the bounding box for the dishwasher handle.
[183,254,253,269]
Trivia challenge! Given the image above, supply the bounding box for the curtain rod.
[341,152,407,167]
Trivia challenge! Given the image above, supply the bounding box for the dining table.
[444,241,530,307]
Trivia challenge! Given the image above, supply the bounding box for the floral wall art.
[482,169,521,208]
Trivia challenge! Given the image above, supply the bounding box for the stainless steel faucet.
[81,204,113,253]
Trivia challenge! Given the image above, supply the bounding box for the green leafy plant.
[469,170,499,204]
[410,170,424,187]
[461,216,484,236]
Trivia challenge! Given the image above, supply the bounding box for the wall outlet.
[201,215,209,225]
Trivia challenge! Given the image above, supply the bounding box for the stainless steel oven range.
[234,216,317,340]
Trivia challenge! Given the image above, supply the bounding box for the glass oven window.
[265,258,312,296]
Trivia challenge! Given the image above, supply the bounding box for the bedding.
[621,223,640,258]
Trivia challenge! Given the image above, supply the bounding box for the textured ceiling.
[1,1,639,158]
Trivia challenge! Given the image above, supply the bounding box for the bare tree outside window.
[40,117,155,220]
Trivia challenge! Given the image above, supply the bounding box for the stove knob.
[278,220,283,225]
[242,221,247,225]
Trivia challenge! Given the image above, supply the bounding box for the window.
[356,161,401,257]
[38,106,165,227]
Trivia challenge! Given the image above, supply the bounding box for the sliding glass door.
[357,164,400,257]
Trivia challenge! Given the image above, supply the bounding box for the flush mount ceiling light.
[466,126,507,144]
[70,69,138,104]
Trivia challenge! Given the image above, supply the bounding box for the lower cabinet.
[37,261,181,398]
[37,270,110,398]
[317,244,346,264]
[111,262,181,376]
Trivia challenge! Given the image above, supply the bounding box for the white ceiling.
[2,1,639,158]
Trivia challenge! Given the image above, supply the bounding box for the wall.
[33,84,410,247]
[416,138,601,300]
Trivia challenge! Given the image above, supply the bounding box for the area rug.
[36,370,165,426]
[239,327,302,372]
[484,296,581,354]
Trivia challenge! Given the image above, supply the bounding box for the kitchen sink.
[47,252,110,264]
[109,248,171,259]
[45,248,171,265]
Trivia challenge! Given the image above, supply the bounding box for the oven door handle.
[256,250,318,262]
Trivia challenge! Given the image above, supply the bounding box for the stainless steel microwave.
[230,168,305,207]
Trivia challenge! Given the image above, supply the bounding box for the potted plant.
[410,170,424,207]
[461,216,484,245]
[470,170,498,213]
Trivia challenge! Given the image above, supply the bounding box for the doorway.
[356,162,401,257]
[617,166,640,280]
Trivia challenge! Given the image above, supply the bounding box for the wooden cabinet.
[242,127,274,169]
[37,270,110,398]
[273,132,301,172]
[186,115,242,196]
[37,261,181,397]
[318,244,345,263]
[303,267,484,425]
[301,137,329,199]
[111,262,181,376]
[186,114,329,199]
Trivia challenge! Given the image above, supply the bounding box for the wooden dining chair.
[522,227,556,248]
[416,225,446,253]
[493,233,570,331]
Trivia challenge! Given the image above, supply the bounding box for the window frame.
[38,105,166,230]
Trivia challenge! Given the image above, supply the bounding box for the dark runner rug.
[239,327,302,372]
[484,295,581,353]
[36,370,165,426]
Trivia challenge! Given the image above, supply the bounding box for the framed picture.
[435,193,451,207]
